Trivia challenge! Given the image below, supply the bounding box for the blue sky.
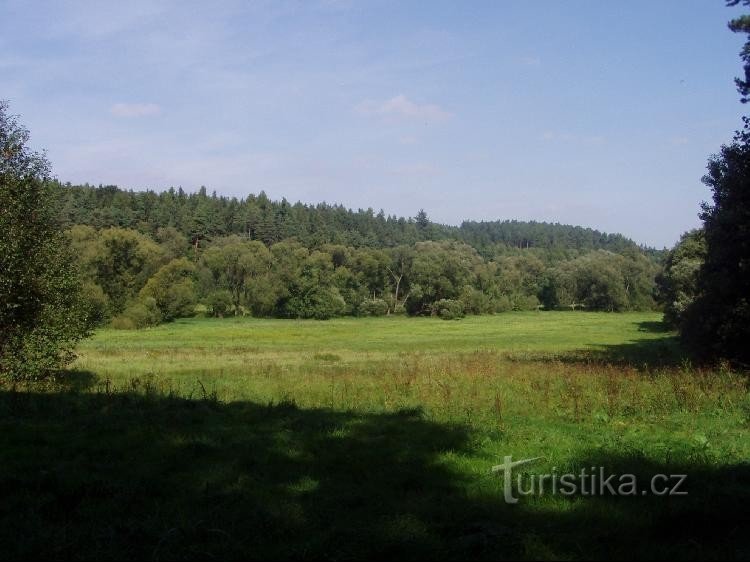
[1,0,747,247]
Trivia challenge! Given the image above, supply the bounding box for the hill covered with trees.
[56,183,662,328]
[57,182,653,256]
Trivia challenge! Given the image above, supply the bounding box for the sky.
[1,0,747,248]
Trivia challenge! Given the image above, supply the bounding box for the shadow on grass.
[1,388,748,560]
[637,320,673,334]
[53,369,100,391]
[584,333,686,369]
[531,320,689,370]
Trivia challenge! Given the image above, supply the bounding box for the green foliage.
[678,4,750,366]
[458,285,492,314]
[88,227,165,314]
[155,226,189,260]
[0,101,90,380]
[80,282,110,325]
[727,0,750,102]
[682,140,750,365]
[358,298,390,316]
[63,223,661,327]
[574,253,630,312]
[542,251,656,312]
[655,230,706,327]
[202,238,273,315]
[286,286,347,320]
[56,182,652,256]
[432,298,465,320]
[112,297,162,330]
[139,258,197,321]
[52,169,663,327]
[206,290,234,317]
[406,241,481,314]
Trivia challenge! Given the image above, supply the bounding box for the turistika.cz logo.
[493,456,687,504]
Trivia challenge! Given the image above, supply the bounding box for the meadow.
[1,312,749,560]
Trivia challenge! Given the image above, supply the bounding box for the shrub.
[358,298,389,316]
[112,297,162,329]
[207,290,233,317]
[81,282,110,326]
[493,295,514,313]
[286,287,347,320]
[513,294,541,311]
[459,285,491,314]
[433,299,465,320]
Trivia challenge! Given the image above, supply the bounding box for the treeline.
[57,183,655,257]
[67,223,660,328]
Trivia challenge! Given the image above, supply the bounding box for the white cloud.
[357,94,451,122]
[110,103,161,118]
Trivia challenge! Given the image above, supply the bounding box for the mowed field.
[2,312,749,560]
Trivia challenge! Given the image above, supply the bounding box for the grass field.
[2,312,749,560]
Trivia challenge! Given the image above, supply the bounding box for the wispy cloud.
[357,94,451,122]
[110,103,161,118]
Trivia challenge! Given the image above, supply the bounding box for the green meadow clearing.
[2,312,749,560]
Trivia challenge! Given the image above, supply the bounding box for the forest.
[58,183,663,327]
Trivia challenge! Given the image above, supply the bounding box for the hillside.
[57,182,655,257]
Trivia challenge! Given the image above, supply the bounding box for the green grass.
[1,312,749,560]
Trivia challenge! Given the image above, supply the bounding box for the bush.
[358,298,389,316]
[81,282,110,326]
[207,290,234,317]
[432,299,465,320]
[112,297,162,329]
[513,294,541,311]
[493,295,514,313]
[459,286,491,314]
[286,287,347,320]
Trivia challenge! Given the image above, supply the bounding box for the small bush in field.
[433,299,465,320]
[207,290,234,317]
[359,298,389,316]
[112,297,162,329]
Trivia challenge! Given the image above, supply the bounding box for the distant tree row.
[66,225,660,328]
[56,183,655,257]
